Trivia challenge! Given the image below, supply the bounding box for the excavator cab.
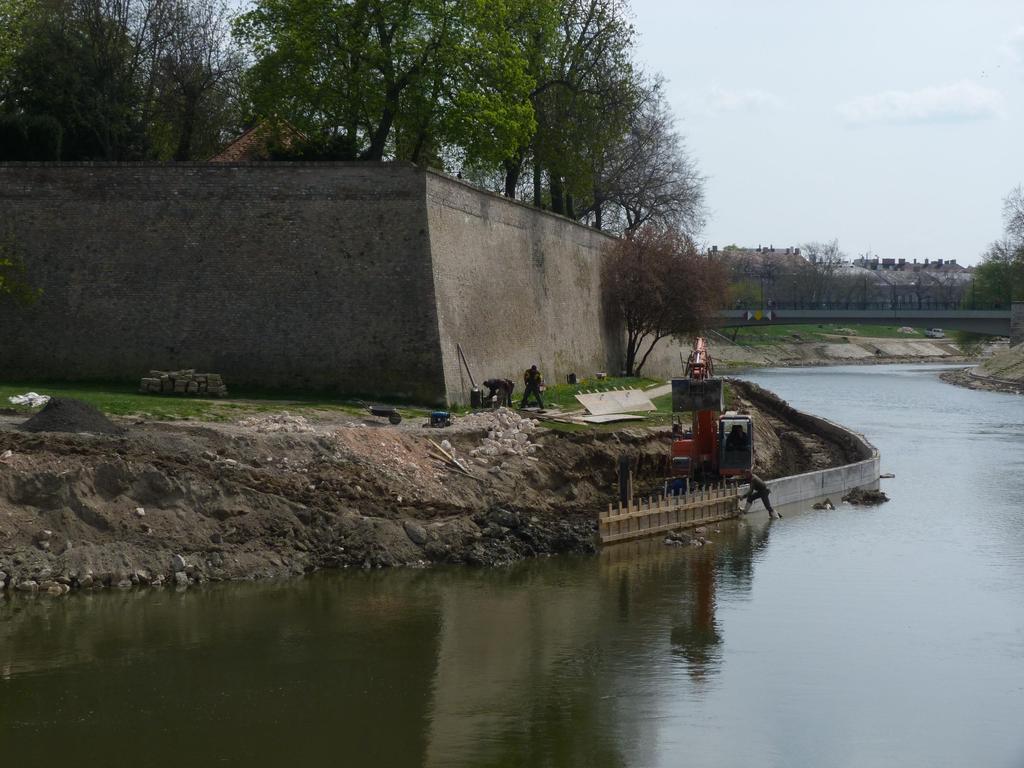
[670,416,694,477]
[718,413,753,478]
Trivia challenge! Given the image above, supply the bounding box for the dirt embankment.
[728,379,872,478]
[940,342,1024,395]
[0,387,861,593]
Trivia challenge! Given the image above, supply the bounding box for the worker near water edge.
[520,365,545,410]
[741,473,780,519]
[483,378,514,407]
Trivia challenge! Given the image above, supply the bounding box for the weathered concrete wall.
[425,172,621,403]
[1012,302,1024,345]
[0,163,446,402]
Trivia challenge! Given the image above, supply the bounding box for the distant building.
[209,121,306,163]
[851,255,971,274]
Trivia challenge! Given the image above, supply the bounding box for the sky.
[628,0,1024,265]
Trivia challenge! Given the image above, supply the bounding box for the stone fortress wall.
[2,162,685,405]
[0,162,450,402]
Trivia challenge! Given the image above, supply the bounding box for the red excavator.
[670,337,753,484]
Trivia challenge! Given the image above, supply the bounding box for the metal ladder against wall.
[598,484,741,545]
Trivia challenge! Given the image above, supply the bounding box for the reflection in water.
[669,549,722,681]
[4,365,1024,767]
[668,520,772,682]
[1,523,767,768]
[1,575,444,765]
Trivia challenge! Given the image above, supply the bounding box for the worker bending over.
[520,365,544,410]
[741,473,781,519]
[483,378,514,407]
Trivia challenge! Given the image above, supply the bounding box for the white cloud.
[1004,26,1024,65]
[837,80,1005,125]
[682,86,782,117]
[706,86,782,113]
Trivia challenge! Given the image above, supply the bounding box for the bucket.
[470,387,482,409]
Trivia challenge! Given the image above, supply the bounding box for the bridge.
[718,301,1023,341]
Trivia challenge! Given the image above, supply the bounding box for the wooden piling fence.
[598,483,741,544]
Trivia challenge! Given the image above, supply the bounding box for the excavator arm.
[670,337,753,483]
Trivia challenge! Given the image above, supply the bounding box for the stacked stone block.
[140,370,227,397]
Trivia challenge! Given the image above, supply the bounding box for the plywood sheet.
[577,414,647,424]
[575,389,656,415]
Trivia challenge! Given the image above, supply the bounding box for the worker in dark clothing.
[520,365,544,410]
[483,378,514,407]
[741,473,780,519]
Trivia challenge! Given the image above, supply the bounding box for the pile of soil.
[20,398,123,436]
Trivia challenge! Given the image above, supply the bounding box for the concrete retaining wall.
[741,415,881,514]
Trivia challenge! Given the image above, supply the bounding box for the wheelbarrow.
[368,405,402,425]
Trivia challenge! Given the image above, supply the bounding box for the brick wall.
[0,163,446,403]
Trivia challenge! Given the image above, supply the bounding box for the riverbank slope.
[710,330,971,369]
[940,342,1024,394]
[0,381,867,593]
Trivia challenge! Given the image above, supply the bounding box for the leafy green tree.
[972,186,1024,306]
[0,0,34,93]
[2,0,153,159]
[973,238,1023,305]
[499,0,639,214]
[2,0,245,160]
[0,113,62,159]
[235,0,535,166]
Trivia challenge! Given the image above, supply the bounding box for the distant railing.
[724,301,1010,312]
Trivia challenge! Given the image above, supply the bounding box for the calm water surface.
[2,364,1023,767]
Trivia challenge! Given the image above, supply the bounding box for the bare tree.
[795,239,847,306]
[1004,185,1024,246]
[603,226,727,375]
[153,0,243,159]
[591,81,705,234]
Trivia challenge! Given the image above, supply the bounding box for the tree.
[1004,185,1024,244]
[0,0,33,94]
[974,237,1023,305]
[793,239,847,306]
[2,0,160,159]
[151,0,244,160]
[235,0,535,166]
[2,0,246,160]
[504,0,639,215]
[590,81,704,234]
[973,186,1024,306]
[0,229,41,306]
[603,226,727,376]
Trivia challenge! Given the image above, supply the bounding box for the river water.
[2,364,1023,767]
